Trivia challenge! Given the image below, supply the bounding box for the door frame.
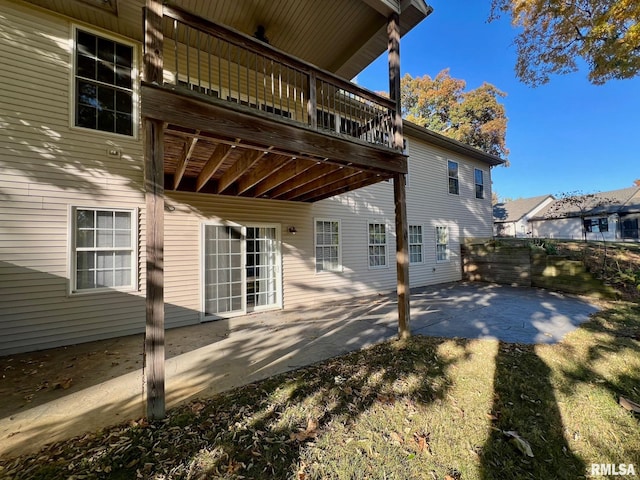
[200,221,282,321]
[245,223,283,313]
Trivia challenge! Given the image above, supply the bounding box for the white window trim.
[436,225,450,264]
[367,220,389,270]
[408,224,424,265]
[403,138,410,188]
[70,24,140,139]
[314,218,343,273]
[68,205,139,295]
[447,160,459,196]
[475,168,485,199]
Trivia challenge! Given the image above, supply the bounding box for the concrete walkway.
[0,282,599,459]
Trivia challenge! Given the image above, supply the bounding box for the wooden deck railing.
[152,5,396,150]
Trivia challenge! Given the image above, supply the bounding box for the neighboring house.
[0,0,503,367]
[493,195,555,237]
[529,187,640,241]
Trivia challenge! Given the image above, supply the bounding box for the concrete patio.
[0,282,599,459]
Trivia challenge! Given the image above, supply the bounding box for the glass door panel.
[203,225,244,317]
[246,226,279,310]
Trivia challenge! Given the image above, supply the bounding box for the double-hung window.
[475,168,485,199]
[368,222,387,268]
[315,219,341,272]
[409,225,423,264]
[448,161,459,195]
[74,28,134,136]
[436,226,449,263]
[72,207,137,292]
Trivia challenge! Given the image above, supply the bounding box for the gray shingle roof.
[493,195,554,222]
[535,187,640,219]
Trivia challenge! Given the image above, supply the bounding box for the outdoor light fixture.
[288,226,297,235]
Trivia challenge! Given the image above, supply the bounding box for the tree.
[401,70,509,160]
[490,0,640,86]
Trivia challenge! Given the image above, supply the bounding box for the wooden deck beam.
[269,163,339,199]
[173,132,199,190]
[283,167,361,201]
[252,160,316,197]
[217,149,265,193]
[196,143,233,192]
[236,154,290,195]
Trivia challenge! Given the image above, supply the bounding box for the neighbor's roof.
[493,195,554,223]
[403,121,506,167]
[533,186,640,220]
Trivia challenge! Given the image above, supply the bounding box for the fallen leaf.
[413,432,430,453]
[619,397,640,413]
[504,430,534,457]
[390,431,403,444]
[290,417,319,442]
[53,378,73,390]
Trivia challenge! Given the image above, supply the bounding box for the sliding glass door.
[202,223,281,319]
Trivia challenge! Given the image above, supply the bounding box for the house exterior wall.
[530,214,619,241]
[0,2,495,355]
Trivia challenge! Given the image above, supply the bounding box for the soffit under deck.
[162,125,394,203]
[23,0,430,80]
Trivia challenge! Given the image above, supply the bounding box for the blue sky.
[357,1,640,201]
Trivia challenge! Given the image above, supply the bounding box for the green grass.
[1,303,639,480]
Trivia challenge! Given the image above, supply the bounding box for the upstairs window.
[475,168,485,199]
[448,160,459,195]
[74,28,134,136]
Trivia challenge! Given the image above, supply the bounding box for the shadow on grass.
[480,341,585,479]
[3,337,466,479]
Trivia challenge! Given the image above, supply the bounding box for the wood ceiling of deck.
[163,125,392,203]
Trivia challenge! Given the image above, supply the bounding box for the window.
[368,222,387,268]
[72,207,137,291]
[475,168,485,199]
[409,225,423,264]
[74,28,134,136]
[448,160,459,195]
[436,226,449,262]
[315,219,341,272]
[584,217,609,233]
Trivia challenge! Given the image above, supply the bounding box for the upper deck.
[141,4,407,201]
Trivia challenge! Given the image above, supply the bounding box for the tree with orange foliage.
[490,0,640,85]
[401,70,509,161]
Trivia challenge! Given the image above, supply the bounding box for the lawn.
[1,301,639,480]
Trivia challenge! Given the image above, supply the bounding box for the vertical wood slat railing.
[154,5,396,150]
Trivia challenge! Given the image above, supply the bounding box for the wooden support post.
[394,173,410,339]
[388,12,410,339]
[144,0,165,420]
[308,71,317,129]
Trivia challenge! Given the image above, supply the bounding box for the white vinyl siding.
[0,4,145,356]
[436,226,449,262]
[408,224,423,264]
[71,207,137,292]
[315,219,341,272]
